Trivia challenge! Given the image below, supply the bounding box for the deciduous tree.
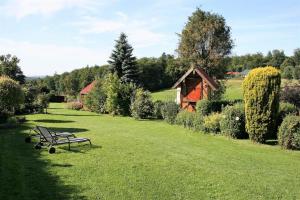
[177,8,233,77]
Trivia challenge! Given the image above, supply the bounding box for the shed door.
[186,80,202,101]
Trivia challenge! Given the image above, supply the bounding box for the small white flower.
[235,117,240,121]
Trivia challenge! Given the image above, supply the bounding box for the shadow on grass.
[0,125,87,200]
[48,113,98,117]
[265,139,278,146]
[50,163,73,167]
[48,127,89,133]
[33,119,75,123]
[58,144,102,154]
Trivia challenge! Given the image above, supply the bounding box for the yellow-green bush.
[243,66,281,143]
[203,113,222,134]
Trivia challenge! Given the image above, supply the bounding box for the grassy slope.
[151,89,176,102]
[1,103,300,199]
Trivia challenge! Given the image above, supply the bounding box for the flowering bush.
[220,104,247,139]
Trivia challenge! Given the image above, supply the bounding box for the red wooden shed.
[79,81,96,102]
[172,67,218,112]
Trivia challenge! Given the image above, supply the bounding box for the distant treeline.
[30,48,300,97]
[29,53,189,96]
[227,48,300,72]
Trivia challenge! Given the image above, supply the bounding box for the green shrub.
[0,76,24,112]
[278,102,298,124]
[196,99,243,116]
[84,80,107,114]
[278,115,300,150]
[192,113,205,132]
[220,104,247,139]
[131,88,153,119]
[0,110,12,124]
[0,116,18,128]
[196,99,212,116]
[153,100,164,119]
[67,102,83,110]
[161,101,179,124]
[104,73,122,115]
[243,66,281,143]
[36,93,50,114]
[119,83,137,116]
[203,113,222,134]
[210,100,243,113]
[175,110,195,128]
[175,110,204,131]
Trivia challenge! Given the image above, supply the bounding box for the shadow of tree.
[0,125,87,200]
[47,127,89,133]
[265,139,278,146]
[33,119,75,123]
[48,113,99,117]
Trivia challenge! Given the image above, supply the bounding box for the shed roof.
[172,67,218,90]
[80,81,96,95]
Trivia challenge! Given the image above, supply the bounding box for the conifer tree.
[108,33,138,83]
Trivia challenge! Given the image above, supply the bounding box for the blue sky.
[0,0,299,76]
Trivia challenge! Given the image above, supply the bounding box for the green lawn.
[151,89,176,102]
[223,79,243,100]
[1,103,300,199]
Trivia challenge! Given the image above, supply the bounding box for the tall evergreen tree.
[108,33,138,83]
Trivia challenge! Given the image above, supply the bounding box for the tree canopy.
[0,54,25,84]
[178,8,233,77]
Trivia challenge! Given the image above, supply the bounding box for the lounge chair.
[25,126,75,144]
[36,126,92,154]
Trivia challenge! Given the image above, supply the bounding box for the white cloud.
[0,38,109,76]
[74,13,167,48]
[1,0,101,19]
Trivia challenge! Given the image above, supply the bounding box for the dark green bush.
[84,80,107,114]
[196,99,243,116]
[192,113,205,131]
[175,110,204,131]
[196,99,211,116]
[243,67,281,143]
[278,102,298,124]
[278,115,300,150]
[0,110,12,124]
[153,100,164,119]
[210,100,243,113]
[131,88,153,119]
[161,101,179,124]
[220,104,247,139]
[119,83,137,116]
[175,110,195,128]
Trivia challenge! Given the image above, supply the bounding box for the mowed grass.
[151,89,176,102]
[1,103,300,199]
[223,79,243,100]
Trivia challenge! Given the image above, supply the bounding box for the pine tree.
[108,33,138,83]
